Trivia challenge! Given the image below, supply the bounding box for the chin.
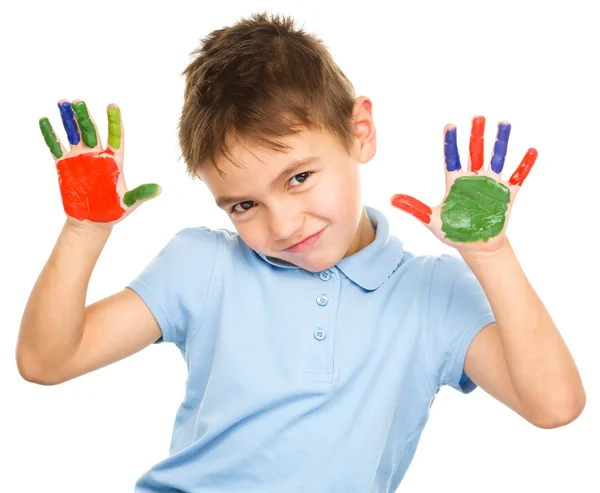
[296,250,342,273]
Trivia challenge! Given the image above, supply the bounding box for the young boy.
[18,11,585,492]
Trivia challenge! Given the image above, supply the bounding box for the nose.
[268,205,303,242]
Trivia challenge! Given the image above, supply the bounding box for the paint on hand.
[509,148,538,186]
[39,118,63,159]
[469,116,485,172]
[490,122,511,174]
[124,184,159,207]
[441,176,510,242]
[57,152,125,222]
[58,101,80,145]
[391,194,432,224]
[71,101,98,148]
[107,106,121,149]
[444,126,461,172]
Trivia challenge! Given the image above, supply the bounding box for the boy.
[18,11,585,492]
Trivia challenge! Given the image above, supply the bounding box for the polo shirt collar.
[255,205,404,291]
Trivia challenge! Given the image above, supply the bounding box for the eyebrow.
[215,156,320,209]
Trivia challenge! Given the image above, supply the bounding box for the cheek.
[311,171,360,215]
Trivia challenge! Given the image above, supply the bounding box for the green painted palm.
[391,116,538,253]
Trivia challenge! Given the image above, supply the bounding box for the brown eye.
[290,172,311,186]
[231,201,255,214]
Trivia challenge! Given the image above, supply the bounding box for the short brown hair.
[178,11,357,179]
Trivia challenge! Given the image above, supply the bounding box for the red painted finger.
[508,148,538,186]
[391,194,432,224]
[469,115,485,173]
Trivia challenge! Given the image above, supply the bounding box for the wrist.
[64,218,113,241]
[460,237,514,266]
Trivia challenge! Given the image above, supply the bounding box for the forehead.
[211,127,339,178]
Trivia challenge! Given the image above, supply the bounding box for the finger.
[444,124,461,172]
[469,115,485,173]
[39,117,66,159]
[391,194,432,224]
[58,100,80,146]
[123,183,161,208]
[71,100,101,149]
[105,104,124,157]
[508,148,538,186]
[490,121,511,174]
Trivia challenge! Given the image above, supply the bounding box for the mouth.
[283,226,327,253]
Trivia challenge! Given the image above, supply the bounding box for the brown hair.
[178,11,357,179]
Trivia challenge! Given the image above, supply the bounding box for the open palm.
[391,116,538,253]
[39,99,160,225]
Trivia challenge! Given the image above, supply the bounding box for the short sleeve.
[126,227,220,347]
[426,254,496,394]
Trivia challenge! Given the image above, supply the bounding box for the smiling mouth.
[283,226,326,252]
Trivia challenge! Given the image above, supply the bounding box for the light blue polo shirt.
[126,205,495,492]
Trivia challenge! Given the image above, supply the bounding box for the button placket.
[315,294,328,340]
[300,268,338,384]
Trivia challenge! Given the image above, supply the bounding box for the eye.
[229,172,312,216]
[231,201,255,214]
[289,171,311,187]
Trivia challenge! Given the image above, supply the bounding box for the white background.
[2,0,598,491]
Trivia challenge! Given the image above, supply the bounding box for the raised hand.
[391,116,538,253]
[39,100,160,226]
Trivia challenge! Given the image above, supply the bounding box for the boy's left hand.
[391,116,538,254]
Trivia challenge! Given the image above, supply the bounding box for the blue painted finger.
[444,126,461,172]
[490,122,511,174]
[58,101,81,145]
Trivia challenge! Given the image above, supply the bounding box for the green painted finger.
[441,176,510,242]
[39,118,63,159]
[123,183,160,207]
[71,101,97,148]
[107,106,121,149]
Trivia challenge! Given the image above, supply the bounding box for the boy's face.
[199,97,376,273]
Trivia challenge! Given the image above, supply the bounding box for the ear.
[353,96,376,163]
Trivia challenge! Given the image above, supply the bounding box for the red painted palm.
[391,116,538,253]
[39,100,160,225]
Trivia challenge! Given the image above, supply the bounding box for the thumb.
[390,194,432,225]
[123,183,161,208]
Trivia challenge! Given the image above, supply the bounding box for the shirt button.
[314,328,326,341]
[319,271,331,281]
[316,294,329,306]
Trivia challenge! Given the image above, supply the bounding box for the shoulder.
[412,252,476,297]
[165,225,239,254]
[166,225,263,269]
[391,249,473,295]
[399,249,468,273]
[388,244,442,279]
[424,252,488,312]
[429,253,471,278]
[429,253,478,285]
[400,249,464,269]
[169,225,223,246]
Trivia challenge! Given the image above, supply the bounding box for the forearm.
[17,220,112,379]
[461,238,585,422]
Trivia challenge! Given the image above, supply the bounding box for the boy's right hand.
[39,100,161,228]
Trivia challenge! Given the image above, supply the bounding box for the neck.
[344,207,376,258]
